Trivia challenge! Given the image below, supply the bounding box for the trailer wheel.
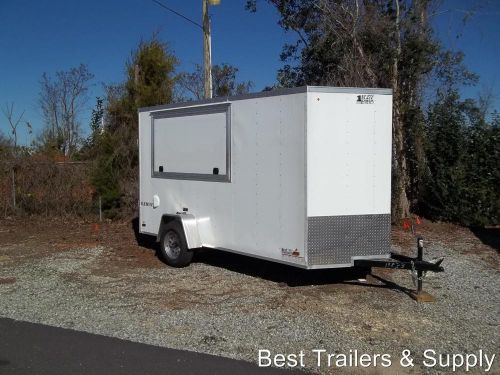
[159,221,193,267]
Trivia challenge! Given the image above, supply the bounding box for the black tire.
[159,221,193,267]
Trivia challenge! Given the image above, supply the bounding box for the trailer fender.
[157,214,202,250]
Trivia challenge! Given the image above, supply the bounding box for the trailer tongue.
[354,236,444,302]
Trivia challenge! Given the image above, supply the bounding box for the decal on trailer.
[140,201,153,207]
[356,94,374,104]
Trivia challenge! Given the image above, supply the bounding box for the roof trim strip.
[138,85,392,113]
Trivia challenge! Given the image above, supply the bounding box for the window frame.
[150,103,231,182]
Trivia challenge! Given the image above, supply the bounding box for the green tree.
[125,40,177,109]
[421,89,468,222]
[89,97,104,136]
[462,109,500,225]
[78,97,104,160]
[421,91,499,226]
[91,37,178,216]
[212,64,253,97]
[246,0,479,222]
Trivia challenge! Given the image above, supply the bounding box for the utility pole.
[152,0,220,99]
[203,0,213,99]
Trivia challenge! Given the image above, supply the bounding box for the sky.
[0,0,499,146]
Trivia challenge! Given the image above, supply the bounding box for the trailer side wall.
[139,93,308,266]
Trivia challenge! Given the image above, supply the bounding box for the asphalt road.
[0,318,306,375]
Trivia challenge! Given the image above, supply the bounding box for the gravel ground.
[0,219,498,374]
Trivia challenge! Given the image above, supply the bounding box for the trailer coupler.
[353,237,444,302]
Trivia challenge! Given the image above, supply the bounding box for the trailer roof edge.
[307,86,392,95]
[138,86,393,113]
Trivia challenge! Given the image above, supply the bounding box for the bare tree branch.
[2,102,25,150]
[38,64,93,156]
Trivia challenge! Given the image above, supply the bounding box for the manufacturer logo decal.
[356,94,374,104]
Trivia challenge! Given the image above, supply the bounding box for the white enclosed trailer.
[138,86,393,269]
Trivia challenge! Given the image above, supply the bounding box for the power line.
[151,0,202,29]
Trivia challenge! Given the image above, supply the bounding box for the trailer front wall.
[306,90,392,267]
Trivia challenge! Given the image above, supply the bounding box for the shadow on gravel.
[192,248,368,286]
[470,227,500,252]
[130,217,412,294]
[194,248,413,296]
[131,217,158,249]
